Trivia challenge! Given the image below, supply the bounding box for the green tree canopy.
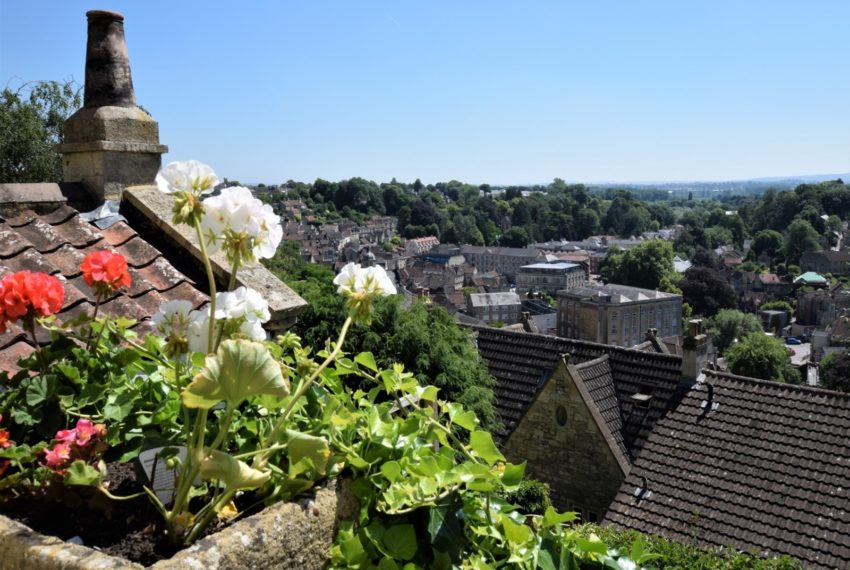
[751,229,784,259]
[819,351,850,393]
[678,265,737,317]
[599,240,677,291]
[705,309,764,355]
[725,333,800,384]
[784,219,821,266]
[0,80,81,182]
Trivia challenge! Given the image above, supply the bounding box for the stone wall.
[502,364,626,519]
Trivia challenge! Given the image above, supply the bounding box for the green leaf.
[380,460,402,483]
[382,524,417,561]
[65,460,101,486]
[285,430,331,477]
[469,430,504,465]
[543,506,578,528]
[25,376,55,406]
[501,514,531,544]
[182,340,290,409]
[576,535,609,557]
[199,449,270,490]
[355,352,378,372]
[427,504,464,560]
[446,402,478,431]
[501,461,526,490]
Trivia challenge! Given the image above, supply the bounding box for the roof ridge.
[574,353,610,369]
[703,369,850,400]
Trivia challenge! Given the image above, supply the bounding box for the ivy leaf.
[355,351,378,372]
[380,460,402,483]
[427,504,463,561]
[543,506,578,528]
[382,524,417,561]
[182,340,290,409]
[501,514,531,544]
[501,462,526,490]
[65,460,102,486]
[469,431,504,466]
[446,403,478,431]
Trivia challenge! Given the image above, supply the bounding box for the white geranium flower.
[152,299,194,337]
[333,263,365,295]
[241,287,271,323]
[214,287,270,323]
[363,266,397,296]
[239,318,267,341]
[187,308,212,354]
[156,160,219,195]
[199,187,282,260]
[248,203,283,259]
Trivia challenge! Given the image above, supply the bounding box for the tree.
[599,240,677,291]
[705,309,764,355]
[500,227,529,248]
[678,265,737,317]
[819,351,850,392]
[784,219,820,266]
[751,230,784,259]
[725,333,800,384]
[0,80,81,182]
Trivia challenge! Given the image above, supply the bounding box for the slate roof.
[604,370,850,570]
[472,326,683,455]
[0,206,208,372]
[572,355,628,459]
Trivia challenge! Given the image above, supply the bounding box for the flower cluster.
[200,186,283,263]
[333,263,397,323]
[0,415,13,477]
[0,271,64,332]
[80,250,131,298]
[156,160,221,225]
[152,286,271,355]
[42,418,107,473]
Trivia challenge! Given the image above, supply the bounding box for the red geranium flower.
[80,250,131,296]
[0,271,64,327]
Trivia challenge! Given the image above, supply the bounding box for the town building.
[466,292,522,324]
[556,284,682,348]
[515,262,586,296]
[404,236,439,255]
[800,250,850,276]
[460,245,546,282]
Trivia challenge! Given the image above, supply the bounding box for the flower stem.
[192,220,217,354]
[26,314,48,374]
[253,316,353,470]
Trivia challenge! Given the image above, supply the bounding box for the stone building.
[466,292,522,324]
[404,236,439,255]
[515,262,586,296]
[473,327,688,519]
[800,250,850,276]
[556,284,682,348]
[460,245,546,282]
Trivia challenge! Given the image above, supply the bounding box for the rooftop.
[520,262,581,271]
[558,283,681,303]
[604,370,850,569]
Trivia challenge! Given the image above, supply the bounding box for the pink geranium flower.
[44,442,72,469]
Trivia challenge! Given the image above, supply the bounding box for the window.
[555,405,568,427]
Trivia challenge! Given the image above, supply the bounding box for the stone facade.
[515,262,587,296]
[502,359,628,519]
[467,292,522,324]
[557,284,682,348]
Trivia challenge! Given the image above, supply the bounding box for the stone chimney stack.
[57,10,167,202]
[681,318,710,386]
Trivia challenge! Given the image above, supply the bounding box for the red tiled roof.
[0,206,208,369]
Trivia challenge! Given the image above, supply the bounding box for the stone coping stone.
[0,481,356,570]
[122,185,308,329]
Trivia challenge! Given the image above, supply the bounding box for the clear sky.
[1,1,848,185]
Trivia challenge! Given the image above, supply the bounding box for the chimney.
[57,10,167,202]
[681,318,709,386]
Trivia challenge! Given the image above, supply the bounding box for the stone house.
[466,292,522,324]
[404,236,439,255]
[460,245,546,283]
[556,284,682,348]
[473,326,704,519]
[515,262,587,296]
[0,10,306,370]
[604,370,850,570]
[800,250,850,275]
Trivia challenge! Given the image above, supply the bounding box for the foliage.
[591,525,803,569]
[678,265,738,317]
[783,219,821,266]
[599,240,677,291]
[0,80,81,183]
[818,351,850,393]
[499,478,552,516]
[725,333,800,384]
[751,230,784,260]
[759,300,793,322]
[705,310,764,356]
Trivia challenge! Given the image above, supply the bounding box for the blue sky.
[2,1,848,185]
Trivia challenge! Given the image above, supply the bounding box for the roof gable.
[604,370,850,569]
[473,326,683,455]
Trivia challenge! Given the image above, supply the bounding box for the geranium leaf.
[199,449,270,490]
[285,429,331,477]
[65,460,102,486]
[182,340,289,409]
